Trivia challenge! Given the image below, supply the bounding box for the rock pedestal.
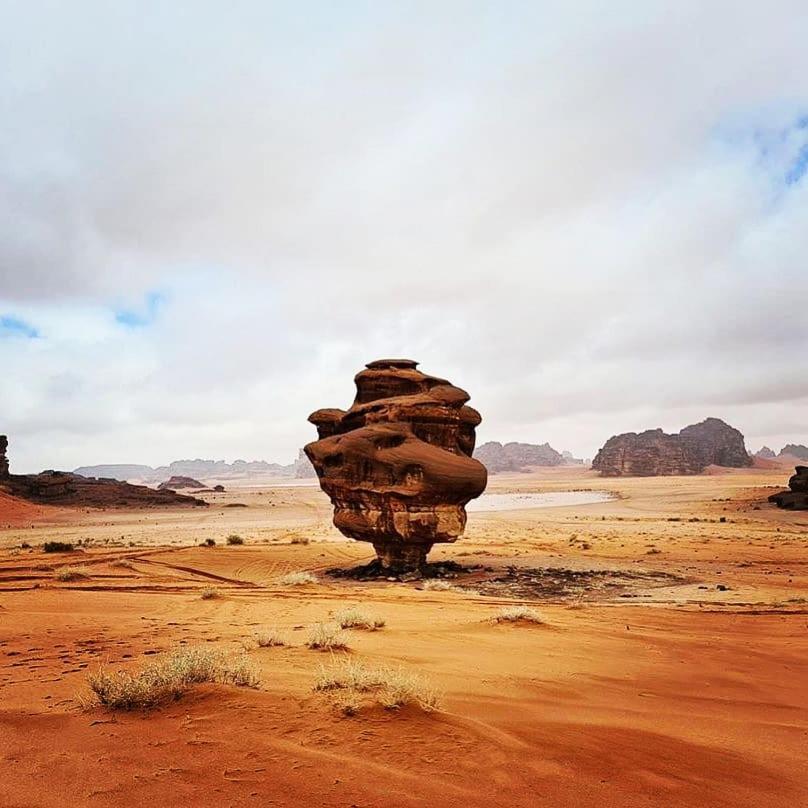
[305,359,487,570]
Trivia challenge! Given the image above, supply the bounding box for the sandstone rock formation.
[781,444,808,461]
[305,359,487,570]
[592,418,751,477]
[293,448,316,478]
[158,475,205,490]
[474,441,563,473]
[755,446,776,459]
[0,435,8,478]
[768,466,808,510]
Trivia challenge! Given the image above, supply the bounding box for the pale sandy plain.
[1,467,806,807]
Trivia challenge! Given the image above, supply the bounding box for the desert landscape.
[2,459,807,807]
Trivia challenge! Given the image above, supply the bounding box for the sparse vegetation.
[278,571,317,586]
[200,586,220,600]
[43,541,74,553]
[334,606,386,631]
[53,565,91,582]
[290,535,310,545]
[255,628,287,647]
[494,605,545,624]
[86,646,259,710]
[314,658,441,713]
[226,534,244,545]
[111,559,134,569]
[202,538,216,547]
[306,622,348,651]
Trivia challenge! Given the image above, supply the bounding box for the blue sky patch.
[114,291,166,328]
[0,315,39,339]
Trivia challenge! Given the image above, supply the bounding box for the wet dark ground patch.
[327,560,690,601]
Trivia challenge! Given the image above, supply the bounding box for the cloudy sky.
[2,2,807,472]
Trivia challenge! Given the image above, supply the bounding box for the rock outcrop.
[593,418,751,477]
[305,359,487,570]
[0,438,206,508]
[768,466,808,510]
[474,441,563,473]
[781,444,808,461]
[158,475,205,490]
[293,448,316,478]
[755,446,776,459]
[0,435,8,478]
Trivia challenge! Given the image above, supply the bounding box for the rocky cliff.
[780,444,808,461]
[755,446,776,459]
[0,435,8,478]
[474,441,563,473]
[305,359,487,570]
[593,418,751,477]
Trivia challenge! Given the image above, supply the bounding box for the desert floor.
[1,467,806,807]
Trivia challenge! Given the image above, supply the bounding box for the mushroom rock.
[304,359,488,570]
[768,466,808,510]
[0,435,8,478]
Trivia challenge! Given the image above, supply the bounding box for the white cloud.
[1,2,807,471]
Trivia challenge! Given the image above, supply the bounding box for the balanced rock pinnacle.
[304,359,487,570]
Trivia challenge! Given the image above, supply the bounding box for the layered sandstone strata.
[305,359,487,569]
[593,418,751,477]
[768,466,808,510]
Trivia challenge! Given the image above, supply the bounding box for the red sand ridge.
[305,359,487,570]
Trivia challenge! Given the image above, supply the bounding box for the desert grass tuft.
[86,646,259,710]
[200,586,220,600]
[255,628,287,647]
[278,571,317,586]
[53,565,91,582]
[334,606,385,631]
[289,535,310,545]
[314,658,440,713]
[306,622,348,651]
[494,605,544,624]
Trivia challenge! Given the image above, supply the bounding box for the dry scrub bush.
[278,571,317,586]
[200,586,220,600]
[334,607,385,631]
[111,559,134,569]
[86,646,259,710]
[421,579,453,591]
[226,534,245,545]
[495,606,544,624]
[314,658,441,713]
[53,565,91,582]
[306,622,348,651]
[43,541,74,553]
[290,535,310,545]
[255,628,287,647]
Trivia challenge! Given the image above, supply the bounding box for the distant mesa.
[780,444,808,461]
[755,446,776,459]
[592,417,752,477]
[0,436,206,509]
[158,475,205,490]
[474,441,564,473]
[768,466,808,510]
[305,358,487,571]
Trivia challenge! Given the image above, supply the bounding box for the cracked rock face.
[305,359,487,570]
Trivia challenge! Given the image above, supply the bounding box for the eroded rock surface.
[593,418,751,477]
[768,466,808,510]
[305,359,487,569]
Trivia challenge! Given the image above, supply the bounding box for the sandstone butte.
[304,359,488,570]
[592,417,752,477]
